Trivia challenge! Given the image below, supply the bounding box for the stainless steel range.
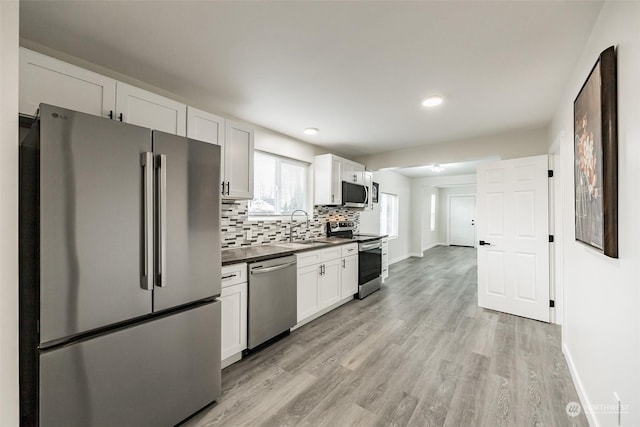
[326,221,383,299]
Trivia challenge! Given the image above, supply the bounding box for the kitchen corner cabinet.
[115,82,187,136]
[222,120,254,200]
[381,237,389,281]
[220,264,248,368]
[19,47,116,118]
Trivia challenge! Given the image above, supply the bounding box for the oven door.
[358,241,382,285]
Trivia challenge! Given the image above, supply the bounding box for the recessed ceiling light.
[422,96,444,108]
[304,127,319,135]
[429,164,444,172]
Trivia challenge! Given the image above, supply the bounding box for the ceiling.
[19,1,603,157]
[394,159,496,179]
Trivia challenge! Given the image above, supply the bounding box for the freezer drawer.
[39,301,221,427]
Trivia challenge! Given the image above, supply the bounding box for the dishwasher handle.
[251,260,297,275]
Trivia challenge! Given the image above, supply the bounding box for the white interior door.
[449,195,476,247]
[477,155,550,322]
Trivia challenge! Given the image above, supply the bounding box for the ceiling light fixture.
[304,127,319,135]
[422,96,444,108]
[429,164,445,172]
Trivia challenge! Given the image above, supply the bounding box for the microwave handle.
[364,184,368,204]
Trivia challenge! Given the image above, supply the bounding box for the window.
[430,193,437,231]
[380,193,398,238]
[249,151,308,216]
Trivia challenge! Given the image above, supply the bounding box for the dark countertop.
[222,238,355,266]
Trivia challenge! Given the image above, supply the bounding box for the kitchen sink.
[276,241,327,250]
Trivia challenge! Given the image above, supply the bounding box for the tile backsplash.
[221,201,359,249]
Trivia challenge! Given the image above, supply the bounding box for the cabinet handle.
[226,182,230,195]
[109,110,114,120]
[222,273,237,280]
[118,113,123,122]
[331,194,334,203]
[342,259,345,268]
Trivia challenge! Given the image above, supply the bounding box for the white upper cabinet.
[314,154,366,206]
[342,160,365,185]
[187,109,255,200]
[186,106,225,145]
[19,49,254,198]
[222,120,254,200]
[364,171,374,211]
[314,154,342,205]
[115,82,186,136]
[19,48,116,118]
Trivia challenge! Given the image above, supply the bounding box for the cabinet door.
[297,265,320,322]
[221,282,248,360]
[223,120,254,199]
[331,157,342,205]
[382,239,389,279]
[341,255,358,298]
[364,171,374,211]
[116,82,186,136]
[20,48,116,118]
[186,106,224,146]
[319,259,341,309]
[341,161,355,184]
[354,163,366,185]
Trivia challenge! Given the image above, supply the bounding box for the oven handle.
[360,242,382,251]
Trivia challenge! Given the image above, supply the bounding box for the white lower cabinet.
[220,263,247,368]
[318,259,341,309]
[341,255,358,298]
[296,244,358,326]
[297,264,321,322]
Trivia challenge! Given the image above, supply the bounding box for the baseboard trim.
[563,342,599,427]
[292,295,354,330]
[421,243,442,252]
[390,254,412,265]
[221,352,243,369]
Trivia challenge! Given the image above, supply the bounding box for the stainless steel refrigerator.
[19,104,222,426]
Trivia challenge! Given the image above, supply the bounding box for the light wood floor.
[186,245,588,427]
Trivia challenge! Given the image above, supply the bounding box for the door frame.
[447,193,477,248]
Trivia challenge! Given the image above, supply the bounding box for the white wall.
[0,1,19,425]
[356,126,548,171]
[359,170,413,263]
[550,3,640,426]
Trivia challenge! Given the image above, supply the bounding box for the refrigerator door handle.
[157,154,167,287]
[141,152,154,291]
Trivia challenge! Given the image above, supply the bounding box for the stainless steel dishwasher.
[247,255,297,351]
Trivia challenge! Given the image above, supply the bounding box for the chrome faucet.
[289,209,310,242]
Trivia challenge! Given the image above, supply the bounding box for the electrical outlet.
[613,392,621,426]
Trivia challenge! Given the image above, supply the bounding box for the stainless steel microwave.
[342,181,368,208]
